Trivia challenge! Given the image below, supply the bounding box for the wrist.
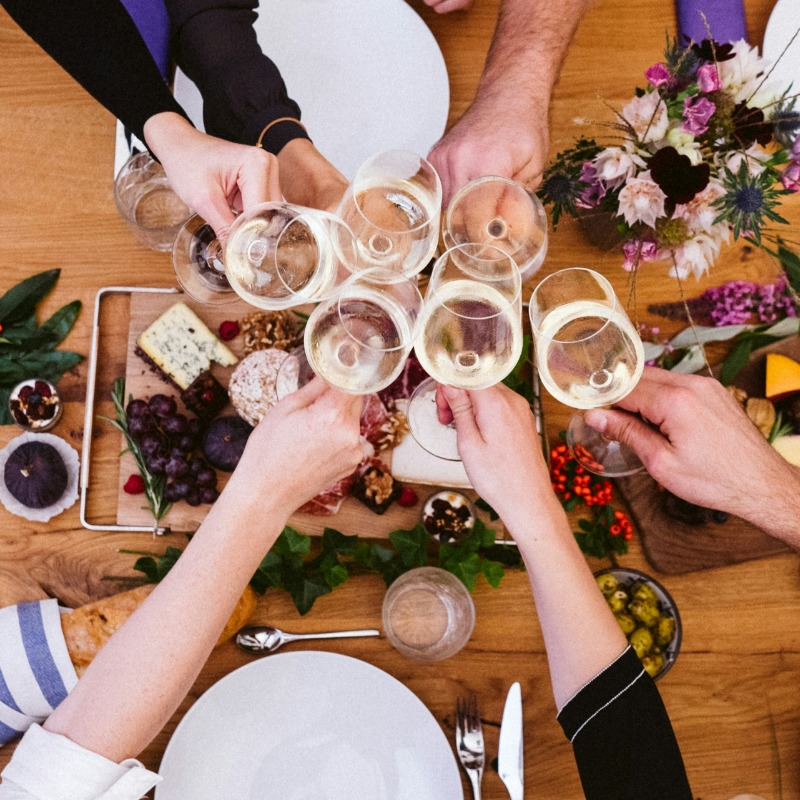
[735,463,800,547]
[143,112,196,162]
[277,139,348,210]
[499,491,567,543]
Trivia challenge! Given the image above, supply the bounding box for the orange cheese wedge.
[765,353,800,401]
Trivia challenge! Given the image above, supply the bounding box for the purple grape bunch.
[125,393,219,507]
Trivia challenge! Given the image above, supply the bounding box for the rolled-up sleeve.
[557,646,693,800]
[0,725,160,800]
[167,0,311,153]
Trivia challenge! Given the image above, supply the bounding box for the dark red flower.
[691,39,735,63]
[647,146,710,212]
[218,320,240,341]
[732,103,773,148]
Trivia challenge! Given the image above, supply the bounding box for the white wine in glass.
[337,150,442,277]
[530,268,645,476]
[410,243,523,461]
[304,268,423,395]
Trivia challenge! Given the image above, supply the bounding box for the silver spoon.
[236,624,381,655]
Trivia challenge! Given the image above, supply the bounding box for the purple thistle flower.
[682,96,716,136]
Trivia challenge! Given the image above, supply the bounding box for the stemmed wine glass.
[278,268,423,398]
[408,243,523,461]
[336,150,442,276]
[529,267,645,476]
[173,202,358,309]
[444,176,548,282]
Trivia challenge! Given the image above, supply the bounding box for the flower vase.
[576,208,624,251]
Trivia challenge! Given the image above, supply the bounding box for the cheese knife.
[497,682,524,800]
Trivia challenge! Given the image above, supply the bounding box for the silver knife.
[497,682,524,800]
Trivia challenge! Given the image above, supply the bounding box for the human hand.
[277,139,348,213]
[143,112,281,242]
[422,0,473,13]
[584,368,800,531]
[231,379,363,516]
[428,97,549,207]
[437,383,556,524]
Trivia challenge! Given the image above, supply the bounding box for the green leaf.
[474,497,499,521]
[321,527,359,557]
[442,552,481,591]
[250,551,284,594]
[480,559,505,588]
[0,269,60,326]
[720,333,781,385]
[156,547,184,581]
[285,572,332,616]
[388,525,430,567]
[0,350,84,388]
[0,387,12,425]
[273,526,312,556]
[480,543,522,567]
[38,300,82,350]
[320,558,349,590]
[132,556,160,583]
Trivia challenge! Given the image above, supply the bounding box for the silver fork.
[455,695,485,800]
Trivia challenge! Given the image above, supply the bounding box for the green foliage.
[129,517,523,616]
[0,270,83,424]
[573,506,629,560]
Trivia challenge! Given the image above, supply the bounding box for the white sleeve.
[0,725,161,800]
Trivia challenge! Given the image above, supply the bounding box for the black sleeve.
[166,0,311,154]
[0,0,188,146]
[557,647,692,800]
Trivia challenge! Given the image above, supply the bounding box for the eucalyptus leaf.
[0,269,60,326]
[670,345,708,374]
[643,342,666,361]
[669,323,751,348]
[762,317,800,338]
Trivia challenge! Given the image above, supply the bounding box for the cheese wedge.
[773,435,800,467]
[138,302,238,390]
[765,353,800,401]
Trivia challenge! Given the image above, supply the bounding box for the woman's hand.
[143,112,282,242]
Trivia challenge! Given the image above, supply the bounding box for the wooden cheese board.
[114,291,479,538]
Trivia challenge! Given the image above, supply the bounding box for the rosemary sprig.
[105,378,171,523]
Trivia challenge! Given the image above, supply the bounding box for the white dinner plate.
[763,0,800,95]
[173,0,450,179]
[156,651,463,799]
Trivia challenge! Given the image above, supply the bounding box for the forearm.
[737,463,800,549]
[44,478,285,762]
[1,0,187,144]
[503,492,627,710]
[478,0,593,108]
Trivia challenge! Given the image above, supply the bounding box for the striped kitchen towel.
[0,600,78,746]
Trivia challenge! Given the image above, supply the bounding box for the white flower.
[592,147,639,187]
[724,143,771,176]
[718,39,777,107]
[673,179,726,235]
[669,230,728,279]
[666,127,703,165]
[617,170,667,229]
[620,92,669,143]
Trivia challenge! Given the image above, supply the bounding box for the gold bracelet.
[255,117,308,149]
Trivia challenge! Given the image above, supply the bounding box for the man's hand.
[144,112,281,242]
[428,98,549,207]
[584,368,800,546]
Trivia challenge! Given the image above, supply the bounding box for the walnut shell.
[745,397,776,439]
[727,386,748,407]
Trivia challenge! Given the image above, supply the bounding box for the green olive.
[641,653,665,678]
[615,612,636,635]
[629,626,654,659]
[632,582,658,605]
[655,616,676,647]
[596,573,619,597]
[628,597,661,628]
[608,590,628,614]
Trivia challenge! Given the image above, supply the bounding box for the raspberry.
[34,380,52,397]
[218,320,240,341]
[397,486,418,507]
[123,474,146,494]
[18,385,33,402]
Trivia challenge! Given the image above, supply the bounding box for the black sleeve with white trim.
[557,647,692,800]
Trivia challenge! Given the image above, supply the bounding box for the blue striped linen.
[0,600,78,746]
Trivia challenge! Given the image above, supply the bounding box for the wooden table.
[1,1,798,797]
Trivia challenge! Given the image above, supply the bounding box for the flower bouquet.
[540,36,800,279]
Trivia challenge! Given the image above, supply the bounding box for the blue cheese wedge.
[138,303,238,390]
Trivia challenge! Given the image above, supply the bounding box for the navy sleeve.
[557,647,693,800]
[166,0,311,153]
[1,0,188,146]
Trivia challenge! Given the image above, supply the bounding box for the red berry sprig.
[549,438,634,559]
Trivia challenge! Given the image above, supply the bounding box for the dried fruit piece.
[745,397,775,438]
[397,486,418,507]
[218,320,240,341]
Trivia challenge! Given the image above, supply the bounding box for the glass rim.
[429,243,522,320]
[351,149,442,235]
[334,266,422,353]
[528,267,620,344]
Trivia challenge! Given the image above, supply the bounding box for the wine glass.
[173,203,358,309]
[444,175,548,282]
[336,150,442,277]
[302,267,423,395]
[529,267,645,476]
[408,243,523,461]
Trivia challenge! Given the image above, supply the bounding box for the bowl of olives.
[594,567,682,681]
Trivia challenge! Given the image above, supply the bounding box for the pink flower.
[781,160,800,192]
[682,96,716,136]
[792,137,800,159]
[696,64,721,93]
[617,171,667,229]
[622,239,659,271]
[645,63,670,88]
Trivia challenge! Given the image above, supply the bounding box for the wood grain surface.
[1,1,799,798]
